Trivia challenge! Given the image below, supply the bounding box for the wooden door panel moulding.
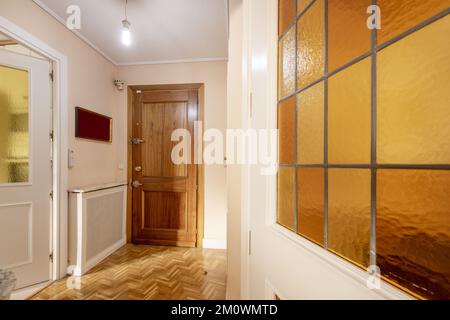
[129,83,203,91]
[0,39,18,46]
[141,183,187,193]
[142,91,190,103]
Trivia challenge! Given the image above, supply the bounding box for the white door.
[0,49,52,290]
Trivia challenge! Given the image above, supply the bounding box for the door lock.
[131,180,143,188]
[131,138,145,145]
[134,166,142,172]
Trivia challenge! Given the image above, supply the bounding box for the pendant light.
[121,0,131,46]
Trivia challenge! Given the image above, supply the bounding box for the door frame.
[126,83,205,247]
[0,17,69,283]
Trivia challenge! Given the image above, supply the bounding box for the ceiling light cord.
[121,0,132,46]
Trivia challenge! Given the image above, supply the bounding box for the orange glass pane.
[328,57,371,164]
[297,167,324,245]
[278,167,296,231]
[278,28,296,99]
[279,0,296,36]
[328,169,371,267]
[297,0,324,89]
[378,0,450,44]
[328,0,371,71]
[297,0,313,15]
[297,81,324,164]
[378,16,450,164]
[377,170,450,300]
[278,96,296,164]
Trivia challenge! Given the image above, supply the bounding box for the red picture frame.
[75,107,112,142]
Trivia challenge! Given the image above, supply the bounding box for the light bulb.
[122,20,131,46]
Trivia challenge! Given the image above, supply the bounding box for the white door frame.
[0,16,69,281]
[240,0,252,300]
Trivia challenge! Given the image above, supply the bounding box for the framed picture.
[75,107,112,142]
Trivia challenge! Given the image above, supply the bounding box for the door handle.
[131,138,145,145]
[131,180,143,188]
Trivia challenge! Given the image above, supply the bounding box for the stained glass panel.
[377,170,450,300]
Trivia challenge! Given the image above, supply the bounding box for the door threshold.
[9,281,52,300]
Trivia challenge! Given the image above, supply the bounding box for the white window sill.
[270,223,415,300]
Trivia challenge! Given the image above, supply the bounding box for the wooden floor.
[31,244,227,300]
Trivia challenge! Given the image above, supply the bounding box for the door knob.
[131,138,145,145]
[131,180,143,188]
[134,166,142,172]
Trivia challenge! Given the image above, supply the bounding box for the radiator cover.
[68,185,127,276]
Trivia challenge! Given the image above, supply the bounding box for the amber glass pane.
[297,0,312,15]
[328,169,371,267]
[278,96,295,164]
[297,0,324,89]
[278,167,296,231]
[378,16,450,164]
[378,0,450,44]
[377,170,450,300]
[0,65,29,184]
[279,0,296,36]
[278,28,296,99]
[328,0,371,71]
[328,57,371,164]
[297,81,324,164]
[297,167,324,245]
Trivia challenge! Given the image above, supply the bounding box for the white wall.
[229,0,414,300]
[226,0,244,299]
[0,0,120,189]
[117,61,228,247]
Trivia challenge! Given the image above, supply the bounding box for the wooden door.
[132,89,198,247]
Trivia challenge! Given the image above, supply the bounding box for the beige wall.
[0,0,120,189]
[226,0,243,300]
[1,0,228,248]
[117,61,228,246]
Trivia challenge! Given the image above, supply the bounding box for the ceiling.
[34,0,228,65]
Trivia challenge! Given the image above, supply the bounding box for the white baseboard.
[84,238,126,274]
[10,281,50,300]
[68,238,126,276]
[265,279,284,300]
[202,238,227,249]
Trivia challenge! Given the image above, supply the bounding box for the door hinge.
[49,71,54,81]
[49,253,54,262]
[49,191,54,199]
[249,230,252,256]
[49,131,54,140]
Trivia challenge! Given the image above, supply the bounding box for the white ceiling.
[34,0,228,65]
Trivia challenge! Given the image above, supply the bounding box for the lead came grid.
[277,0,450,299]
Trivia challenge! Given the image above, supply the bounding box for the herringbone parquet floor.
[31,244,227,300]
